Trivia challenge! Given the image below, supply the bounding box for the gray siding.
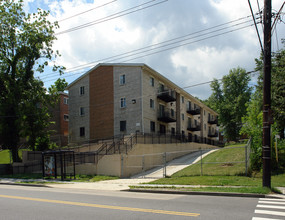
[68,75,90,144]
[113,66,142,136]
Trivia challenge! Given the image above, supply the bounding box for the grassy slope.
[150,144,285,187]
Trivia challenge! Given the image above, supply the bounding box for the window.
[182,113,184,120]
[64,97,69,105]
[120,74,126,85]
[120,120,126,132]
[187,101,191,110]
[171,109,175,117]
[80,86,85,95]
[204,124,206,130]
[120,97,126,108]
[150,121,155,132]
[171,127,175,135]
[204,110,205,116]
[181,96,184,103]
[64,114,69,121]
[80,127,85,137]
[80,107,85,116]
[159,83,164,92]
[150,99,154,109]
[150,77,154,87]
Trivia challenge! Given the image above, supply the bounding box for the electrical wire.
[0,69,258,118]
[55,0,168,35]
[58,0,118,22]
[248,0,264,54]
[40,15,258,82]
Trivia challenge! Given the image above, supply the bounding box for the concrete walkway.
[132,149,217,179]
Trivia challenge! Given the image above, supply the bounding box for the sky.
[23,0,285,100]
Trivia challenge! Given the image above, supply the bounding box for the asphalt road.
[0,184,268,220]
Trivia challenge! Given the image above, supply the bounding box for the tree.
[0,0,64,161]
[255,41,285,138]
[240,90,263,170]
[206,67,252,141]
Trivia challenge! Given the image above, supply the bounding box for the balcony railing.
[157,108,176,123]
[208,117,218,124]
[186,107,201,115]
[157,88,176,102]
[208,131,218,137]
[187,123,201,131]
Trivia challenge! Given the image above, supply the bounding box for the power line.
[248,0,264,54]
[58,0,118,22]
[42,23,256,83]
[0,70,258,118]
[41,15,258,82]
[55,0,168,35]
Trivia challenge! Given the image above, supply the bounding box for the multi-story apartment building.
[49,92,69,146]
[67,63,218,144]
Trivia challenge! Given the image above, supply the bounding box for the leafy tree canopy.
[206,67,252,141]
[0,0,64,161]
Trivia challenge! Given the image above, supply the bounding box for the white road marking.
[255,209,285,217]
[257,204,285,210]
[252,217,282,220]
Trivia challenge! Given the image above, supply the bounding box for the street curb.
[0,182,50,188]
[127,188,282,198]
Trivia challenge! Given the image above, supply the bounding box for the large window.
[80,86,85,96]
[120,97,126,108]
[150,121,155,132]
[120,74,126,85]
[120,120,126,132]
[80,127,85,137]
[182,113,184,121]
[181,96,184,103]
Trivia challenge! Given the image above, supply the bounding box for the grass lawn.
[0,150,11,164]
[0,149,28,164]
[174,145,247,177]
[147,143,285,190]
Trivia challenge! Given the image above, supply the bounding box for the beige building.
[67,63,218,144]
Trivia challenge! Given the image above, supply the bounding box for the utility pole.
[262,0,272,188]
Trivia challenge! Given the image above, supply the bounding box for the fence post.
[142,155,145,178]
[121,155,124,178]
[200,148,203,176]
[163,152,166,178]
[245,143,248,176]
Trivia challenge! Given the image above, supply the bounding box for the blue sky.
[23,0,285,99]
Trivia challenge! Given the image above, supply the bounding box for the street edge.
[126,188,282,198]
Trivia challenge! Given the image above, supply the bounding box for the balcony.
[187,123,201,131]
[208,116,218,124]
[157,88,176,102]
[186,107,201,115]
[157,109,176,123]
[208,131,218,138]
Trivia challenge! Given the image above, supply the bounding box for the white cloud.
[22,0,285,99]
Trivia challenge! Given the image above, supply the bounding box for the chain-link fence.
[123,140,251,178]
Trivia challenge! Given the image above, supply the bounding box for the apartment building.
[67,63,218,144]
[49,92,69,146]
